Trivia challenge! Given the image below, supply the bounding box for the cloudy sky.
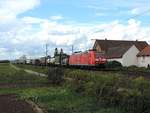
[0,0,150,60]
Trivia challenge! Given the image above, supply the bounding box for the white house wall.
[137,57,150,67]
[122,45,139,67]
[108,45,139,67]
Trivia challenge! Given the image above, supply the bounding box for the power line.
[128,9,150,20]
[99,8,150,40]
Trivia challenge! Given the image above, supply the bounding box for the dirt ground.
[0,94,37,113]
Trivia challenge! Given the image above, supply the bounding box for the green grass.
[0,64,123,112]
[3,63,150,113]
[65,69,150,113]
[0,63,123,113]
[0,63,48,85]
[0,63,17,75]
[0,64,124,113]
[0,87,123,113]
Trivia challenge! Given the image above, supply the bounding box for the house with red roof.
[93,39,149,67]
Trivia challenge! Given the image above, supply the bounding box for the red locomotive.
[69,50,107,67]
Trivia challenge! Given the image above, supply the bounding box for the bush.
[66,70,91,93]
[48,67,64,85]
[65,69,150,113]
[118,88,150,113]
[84,74,121,106]
[105,61,122,68]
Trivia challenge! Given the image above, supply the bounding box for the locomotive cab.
[88,50,107,66]
[95,52,107,65]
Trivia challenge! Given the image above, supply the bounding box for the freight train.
[13,49,107,68]
[51,49,107,67]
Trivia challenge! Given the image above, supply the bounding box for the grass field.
[1,63,150,113]
[0,63,124,113]
[0,63,48,85]
[0,87,123,113]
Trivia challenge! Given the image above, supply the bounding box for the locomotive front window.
[96,52,104,58]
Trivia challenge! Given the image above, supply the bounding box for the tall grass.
[65,69,150,113]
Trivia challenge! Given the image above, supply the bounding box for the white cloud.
[17,19,150,53]
[1,0,150,60]
[0,0,40,23]
[1,15,150,60]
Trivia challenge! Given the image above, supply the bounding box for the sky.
[0,0,150,60]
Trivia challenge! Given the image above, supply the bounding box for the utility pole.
[72,45,74,54]
[45,43,48,66]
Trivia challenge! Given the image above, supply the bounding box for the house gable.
[122,45,139,66]
[93,41,102,52]
[107,45,139,66]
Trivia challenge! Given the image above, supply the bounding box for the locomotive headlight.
[95,59,99,61]
[101,58,107,62]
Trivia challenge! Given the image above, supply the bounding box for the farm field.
[0,63,49,113]
[0,63,48,88]
[0,63,150,113]
[0,63,123,113]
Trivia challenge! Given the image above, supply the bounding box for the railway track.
[47,64,150,78]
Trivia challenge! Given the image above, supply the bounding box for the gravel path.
[10,64,47,77]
